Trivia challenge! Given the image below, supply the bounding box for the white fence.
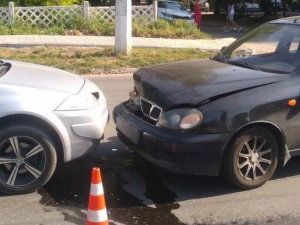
[0,1,157,26]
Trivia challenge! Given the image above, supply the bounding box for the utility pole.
[115,0,132,55]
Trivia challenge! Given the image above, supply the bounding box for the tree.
[258,0,274,16]
[214,0,221,15]
[0,0,17,7]
[26,0,83,6]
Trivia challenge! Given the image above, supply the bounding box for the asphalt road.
[2,74,300,225]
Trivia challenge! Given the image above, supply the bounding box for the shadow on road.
[29,131,300,225]
[0,129,290,225]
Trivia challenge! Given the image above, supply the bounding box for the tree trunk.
[214,0,221,15]
[282,0,288,17]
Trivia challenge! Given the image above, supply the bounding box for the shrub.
[0,17,210,39]
[133,19,211,39]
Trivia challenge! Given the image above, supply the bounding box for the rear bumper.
[113,103,231,175]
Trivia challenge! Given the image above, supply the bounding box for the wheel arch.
[221,121,287,169]
[0,114,65,164]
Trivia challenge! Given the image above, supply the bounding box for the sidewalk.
[0,35,236,51]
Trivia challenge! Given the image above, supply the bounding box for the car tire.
[0,125,57,195]
[222,127,278,190]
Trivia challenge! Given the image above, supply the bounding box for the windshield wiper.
[228,60,261,71]
[213,52,228,63]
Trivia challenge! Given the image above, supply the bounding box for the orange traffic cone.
[86,167,109,225]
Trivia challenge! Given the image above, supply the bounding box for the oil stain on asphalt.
[37,149,185,225]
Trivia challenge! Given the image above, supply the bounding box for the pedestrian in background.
[194,0,202,29]
[224,0,241,32]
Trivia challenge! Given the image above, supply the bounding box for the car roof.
[268,16,300,25]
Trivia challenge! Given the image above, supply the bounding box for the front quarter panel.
[198,76,300,150]
[0,84,72,160]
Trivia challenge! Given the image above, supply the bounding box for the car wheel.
[0,125,57,195]
[222,127,278,190]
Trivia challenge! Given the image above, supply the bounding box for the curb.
[0,43,222,51]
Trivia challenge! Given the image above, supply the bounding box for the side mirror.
[187,9,191,12]
[221,46,227,51]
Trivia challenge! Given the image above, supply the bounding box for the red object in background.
[194,1,202,28]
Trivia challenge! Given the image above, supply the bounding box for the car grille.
[141,98,162,122]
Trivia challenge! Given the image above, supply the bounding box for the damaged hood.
[133,59,288,109]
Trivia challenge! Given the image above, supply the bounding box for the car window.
[219,24,300,73]
[158,1,186,10]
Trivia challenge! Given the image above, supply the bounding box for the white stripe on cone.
[87,208,108,223]
[90,183,104,196]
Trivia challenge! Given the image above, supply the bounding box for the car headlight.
[158,108,203,129]
[56,91,99,111]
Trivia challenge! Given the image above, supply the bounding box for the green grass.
[0,17,211,39]
[133,19,211,39]
[0,47,214,74]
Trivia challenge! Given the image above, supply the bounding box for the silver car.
[158,0,194,24]
[0,60,108,194]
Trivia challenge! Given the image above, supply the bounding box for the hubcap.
[250,154,258,163]
[15,156,24,165]
[0,136,46,187]
[237,136,273,181]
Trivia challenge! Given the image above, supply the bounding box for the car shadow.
[201,24,246,39]
[1,136,300,204]
[148,155,300,202]
[2,136,300,224]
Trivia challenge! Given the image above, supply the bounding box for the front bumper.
[113,103,231,176]
[158,16,194,25]
[54,103,109,162]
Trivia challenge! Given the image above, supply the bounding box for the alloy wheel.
[237,136,273,181]
[0,136,46,187]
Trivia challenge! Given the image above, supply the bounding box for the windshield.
[158,1,186,11]
[215,23,300,73]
